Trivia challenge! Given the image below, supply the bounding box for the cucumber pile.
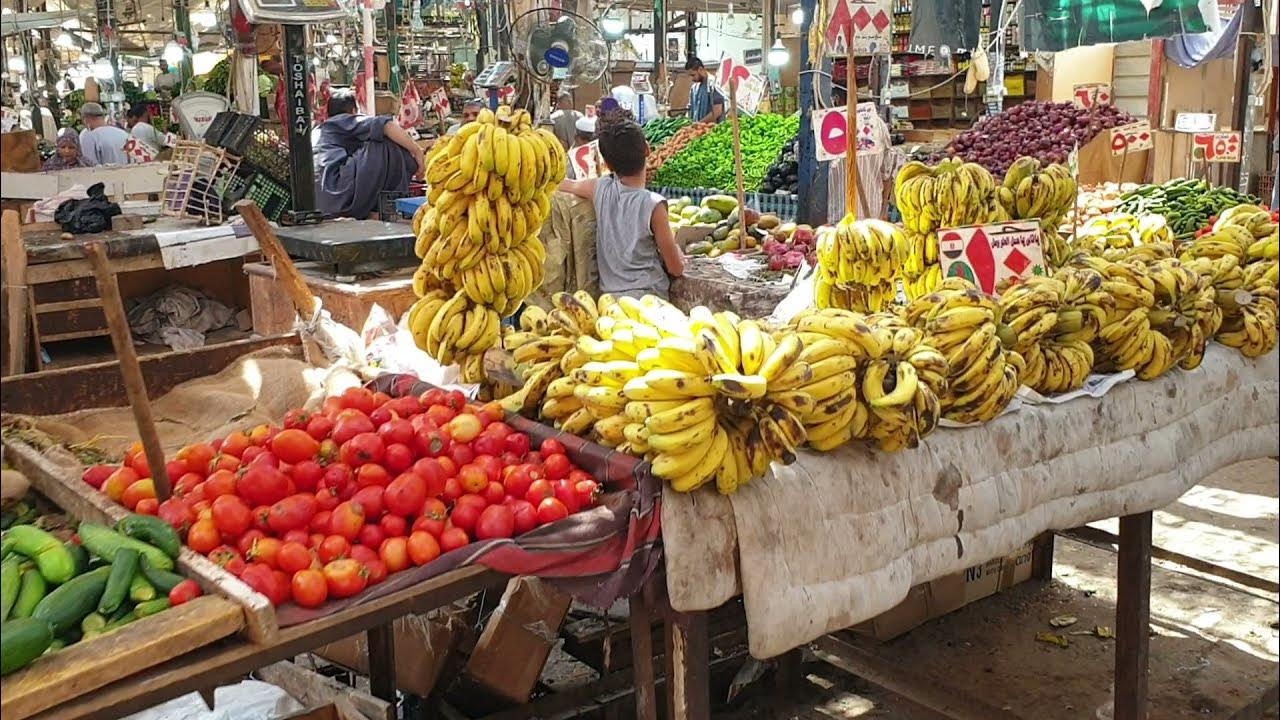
[1,514,191,676]
[1115,178,1260,242]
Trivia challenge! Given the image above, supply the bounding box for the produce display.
[945,100,1133,176]
[653,114,800,193]
[82,386,601,610]
[1064,182,1139,232]
[1183,205,1279,357]
[642,117,692,148]
[760,136,799,195]
[758,222,818,270]
[667,194,743,230]
[645,123,714,184]
[1114,178,1259,242]
[408,107,563,382]
[1072,213,1176,260]
[1,510,198,676]
[813,217,905,312]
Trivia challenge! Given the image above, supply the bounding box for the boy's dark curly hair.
[595,108,647,176]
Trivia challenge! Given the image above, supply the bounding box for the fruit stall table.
[655,344,1278,720]
[667,257,795,318]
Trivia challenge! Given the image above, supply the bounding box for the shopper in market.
[685,56,725,123]
[564,115,596,180]
[77,102,130,166]
[125,104,167,153]
[445,99,485,136]
[557,109,684,299]
[313,89,425,220]
[550,92,582,149]
[41,129,95,171]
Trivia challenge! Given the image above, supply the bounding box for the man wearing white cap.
[78,102,130,166]
[565,115,596,180]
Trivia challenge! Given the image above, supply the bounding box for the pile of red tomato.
[81,387,601,610]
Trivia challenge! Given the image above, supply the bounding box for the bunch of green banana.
[904,278,1023,424]
[1181,255,1278,358]
[1069,257,1178,380]
[1000,158,1076,268]
[1072,213,1175,261]
[814,217,907,312]
[998,269,1109,395]
[409,105,567,380]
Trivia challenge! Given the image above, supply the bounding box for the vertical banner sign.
[1072,82,1112,109]
[570,141,605,179]
[1191,132,1241,162]
[430,88,451,122]
[282,24,316,213]
[1110,120,1153,156]
[825,0,891,55]
[811,103,881,161]
[939,220,1047,295]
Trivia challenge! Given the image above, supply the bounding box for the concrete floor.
[722,458,1280,719]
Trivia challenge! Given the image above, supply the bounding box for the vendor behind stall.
[558,110,683,299]
[445,99,484,136]
[126,104,167,152]
[314,90,425,220]
[564,115,595,180]
[550,92,581,149]
[685,56,725,124]
[42,129,95,171]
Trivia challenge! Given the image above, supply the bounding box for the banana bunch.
[1073,213,1175,261]
[409,106,567,380]
[904,278,1023,424]
[999,158,1076,268]
[997,268,1111,394]
[1069,257,1178,380]
[1209,203,1279,286]
[894,159,1004,299]
[1180,255,1278,358]
[1142,258,1222,371]
[498,294,599,416]
[814,217,907,312]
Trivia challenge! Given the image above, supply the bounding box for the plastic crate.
[649,186,799,221]
[225,172,291,222]
[205,111,263,156]
[243,128,290,185]
[379,191,411,222]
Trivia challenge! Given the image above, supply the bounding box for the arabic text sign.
[1110,120,1153,156]
[1072,82,1112,109]
[939,220,1046,296]
[1192,132,1241,162]
[825,0,891,55]
[811,104,880,161]
[1173,112,1215,133]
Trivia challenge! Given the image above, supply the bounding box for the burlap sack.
[532,192,597,308]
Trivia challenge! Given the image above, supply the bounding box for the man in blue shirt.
[685,56,725,123]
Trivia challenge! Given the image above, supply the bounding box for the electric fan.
[508,6,609,90]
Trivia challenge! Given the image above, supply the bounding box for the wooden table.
[244,261,417,335]
[667,258,792,318]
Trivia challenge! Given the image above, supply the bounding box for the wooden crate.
[244,261,417,335]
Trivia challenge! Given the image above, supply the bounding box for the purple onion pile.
[945,101,1134,176]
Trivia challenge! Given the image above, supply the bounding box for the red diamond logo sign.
[871,9,890,31]
[851,6,872,30]
[1004,248,1031,275]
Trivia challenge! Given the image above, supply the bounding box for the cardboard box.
[463,578,572,706]
[1005,74,1026,97]
[855,541,1035,641]
[1078,130,1149,185]
[674,224,717,249]
[315,611,466,699]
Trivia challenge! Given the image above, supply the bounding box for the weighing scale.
[474,61,516,110]
[237,0,349,225]
[272,220,418,279]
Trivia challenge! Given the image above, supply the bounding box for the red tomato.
[239,562,277,602]
[483,481,506,506]
[413,428,449,458]
[332,409,375,445]
[277,542,313,574]
[282,529,311,546]
[247,424,274,447]
[211,494,253,537]
[443,390,466,412]
[553,479,581,514]
[221,431,252,458]
[321,396,345,418]
[369,406,393,427]
[168,579,202,606]
[192,500,212,520]
[242,447,273,467]
[291,568,328,607]
[455,493,487,511]
[458,463,489,494]
[351,485,385,518]
[575,478,601,508]
[525,478,555,506]
[379,536,411,572]
[271,429,320,464]
[424,404,456,428]
[173,472,204,498]
[472,433,504,458]
[237,529,267,557]
[382,443,414,474]
[341,433,386,467]
[178,443,216,474]
[306,415,335,441]
[536,497,569,525]
[358,523,386,549]
[283,408,313,430]
[320,462,354,490]
[102,467,140,502]
[502,464,535,500]
[126,450,151,480]
[237,465,290,507]
[268,493,318,534]
[323,559,369,598]
[504,432,531,458]
[450,502,482,534]
[436,456,458,479]
[157,497,196,534]
[484,421,513,440]
[540,438,566,456]
[386,396,423,418]
[251,505,272,533]
[355,463,391,488]
[134,498,159,515]
[377,418,415,446]
[315,487,340,512]
[420,388,446,407]
[210,453,241,475]
[328,501,366,541]
[416,498,448,537]
[543,453,572,482]
[384,473,427,516]
[412,458,448,498]
[446,414,483,443]
[441,477,463,504]
[291,460,324,492]
[122,478,156,511]
[349,544,378,564]
[365,559,389,585]
[439,527,469,553]
[209,545,245,575]
[474,455,503,483]
[475,504,515,540]
[402,530,438,565]
[318,535,351,563]
[81,464,116,490]
[379,514,408,538]
[201,469,235,499]
[340,387,377,415]
[510,499,538,534]
[248,536,283,568]
[164,459,189,482]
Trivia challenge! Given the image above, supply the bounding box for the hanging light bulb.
[726,3,735,25]
[600,14,626,40]
[54,30,76,48]
[191,7,217,29]
[791,6,804,24]
[92,58,115,79]
[163,40,185,65]
[7,56,26,73]
[768,38,790,67]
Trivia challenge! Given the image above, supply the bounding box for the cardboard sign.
[812,103,881,161]
[715,56,752,94]
[569,141,604,179]
[1072,82,1112,109]
[939,220,1047,295]
[735,73,767,116]
[1174,112,1215,133]
[1110,120,1152,156]
[1192,132,1241,162]
[825,0,891,55]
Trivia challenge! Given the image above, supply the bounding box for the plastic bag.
[121,680,304,720]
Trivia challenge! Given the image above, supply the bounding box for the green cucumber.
[31,566,111,635]
[45,638,66,653]
[102,610,138,633]
[134,598,170,617]
[1,617,53,675]
[3,525,76,584]
[2,555,20,620]
[128,572,156,603]
[98,548,138,615]
[65,542,89,576]
[76,523,173,571]
[80,611,107,634]
[12,569,47,619]
[115,515,181,559]
[138,555,184,594]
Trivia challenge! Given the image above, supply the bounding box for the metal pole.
[654,0,665,99]
[282,23,319,220]
[684,11,696,58]
[797,0,826,225]
[385,0,400,94]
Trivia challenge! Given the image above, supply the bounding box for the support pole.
[796,0,824,225]
[664,609,710,720]
[367,623,397,702]
[684,11,696,58]
[385,0,401,94]
[173,0,194,89]
[282,24,319,220]
[1114,511,1153,720]
[729,80,748,244]
[845,57,860,217]
[362,0,377,115]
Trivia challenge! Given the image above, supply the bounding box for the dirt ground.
[721,458,1280,720]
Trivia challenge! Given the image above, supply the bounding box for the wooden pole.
[728,79,748,248]
[1113,511,1153,720]
[845,58,860,218]
[234,200,319,320]
[84,241,172,501]
[2,210,28,376]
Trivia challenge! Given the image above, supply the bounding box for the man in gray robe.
[314,91,425,219]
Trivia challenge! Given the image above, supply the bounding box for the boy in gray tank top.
[558,110,684,299]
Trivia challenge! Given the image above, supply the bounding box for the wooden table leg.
[367,622,397,703]
[1,210,28,376]
[1114,511,1153,720]
[664,608,710,720]
[775,648,804,696]
[630,590,658,720]
[1032,532,1055,581]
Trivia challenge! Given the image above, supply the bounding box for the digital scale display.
[475,61,516,88]
[237,0,347,24]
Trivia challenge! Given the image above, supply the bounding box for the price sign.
[939,220,1047,296]
[429,88,451,120]
[812,103,881,161]
[1072,82,1112,109]
[824,0,891,55]
[1174,112,1215,133]
[1191,131,1241,162]
[735,73,767,116]
[569,140,605,179]
[1110,120,1153,156]
[715,56,752,94]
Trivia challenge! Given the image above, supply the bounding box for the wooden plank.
[1031,532,1054,581]
[2,209,28,375]
[810,634,1022,720]
[630,590,658,720]
[257,661,394,720]
[0,595,244,719]
[1227,682,1280,720]
[25,254,163,284]
[1114,512,1152,720]
[30,566,507,720]
[0,333,303,415]
[463,577,573,706]
[664,608,710,720]
[366,624,397,703]
[34,299,105,313]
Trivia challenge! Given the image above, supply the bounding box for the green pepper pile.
[1116,178,1259,242]
[643,117,692,148]
[653,113,800,193]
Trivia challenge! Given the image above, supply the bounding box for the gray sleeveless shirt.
[593,175,670,298]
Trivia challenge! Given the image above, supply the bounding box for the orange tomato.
[121,478,156,510]
[102,467,140,502]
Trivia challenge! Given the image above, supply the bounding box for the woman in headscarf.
[42,130,95,171]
